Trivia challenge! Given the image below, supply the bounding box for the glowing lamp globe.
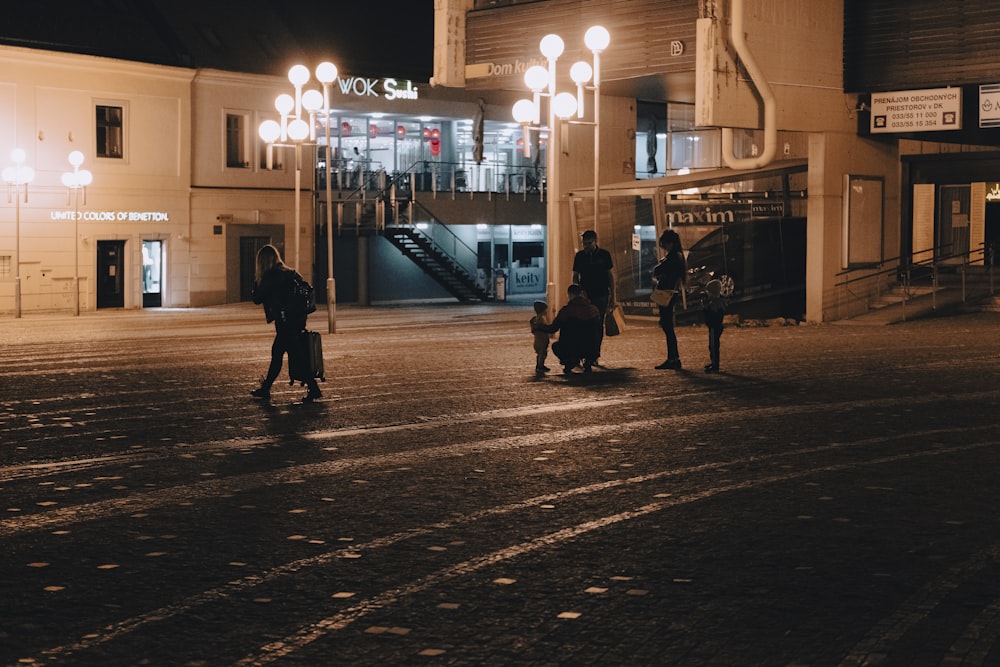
[585,25,611,53]
[512,99,536,124]
[275,94,295,116]
[287,118,310,142]
[258,120,281,143]
[315,61,338,84]
[570,61,593,85]
[301,89,323,112]
[540,34,565,60]
[288,65,310,87]
[524,66,548,92]
[553,92,578,119]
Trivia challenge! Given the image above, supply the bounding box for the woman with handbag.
[652,229,687,370]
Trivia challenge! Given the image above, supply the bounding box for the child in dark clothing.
[702,279,726,373]
[529,300,551,373]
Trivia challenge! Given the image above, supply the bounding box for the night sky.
[1,0,435,82]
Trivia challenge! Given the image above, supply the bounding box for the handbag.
[649,288,677,307]
[605,305,625,336]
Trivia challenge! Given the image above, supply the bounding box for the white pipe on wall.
[721,0,777,169]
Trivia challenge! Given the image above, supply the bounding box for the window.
[0,255,10,278]
[226,112,250,168]
[842,175,884,268]
[96,104,124,159]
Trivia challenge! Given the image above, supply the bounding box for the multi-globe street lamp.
[61,150,93,316]
[259,62,340,333]
[512,26,609,311]
[3,148,35,318]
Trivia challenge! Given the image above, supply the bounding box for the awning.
[568,158,808,199]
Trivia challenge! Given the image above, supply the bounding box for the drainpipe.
[721,0,777,169]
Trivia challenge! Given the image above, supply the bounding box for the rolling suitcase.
[288,330,325,385]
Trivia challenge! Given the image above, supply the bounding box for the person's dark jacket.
[252,265,298,325]
[545,296,601,364]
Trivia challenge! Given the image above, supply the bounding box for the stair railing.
[835,243,991,320]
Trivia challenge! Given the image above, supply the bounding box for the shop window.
[96,103,124,159]
[225,112,250,168]
[0,255,10,278]
[669,130,721,171]
[513,241,544,268]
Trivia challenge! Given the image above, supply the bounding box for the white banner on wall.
[979,84,1000,128]
[870,88,961,134]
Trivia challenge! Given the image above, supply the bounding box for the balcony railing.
[316,158,545,200]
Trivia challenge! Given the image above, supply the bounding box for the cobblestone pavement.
[1,304,999,666]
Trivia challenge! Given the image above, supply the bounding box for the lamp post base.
[327,277,336,334]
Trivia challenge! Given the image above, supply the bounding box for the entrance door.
[97,240,126,309]
[986,203,1000,265]
[142,240,163,307]
[937,185,971,262]
[240,236,270,301]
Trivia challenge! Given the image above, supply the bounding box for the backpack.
[283,272,317,318]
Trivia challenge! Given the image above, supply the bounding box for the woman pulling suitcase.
[249,244,322,403]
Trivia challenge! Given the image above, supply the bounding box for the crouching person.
[545,284,602,374]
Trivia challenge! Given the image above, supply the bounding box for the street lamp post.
[259,62,340,333]
[62,150,93,316]
[512,26,609,312]
[3,148,35,319]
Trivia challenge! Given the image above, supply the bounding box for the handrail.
[391,199,481,276]
[316,158,546,200]
[835,243,993,319]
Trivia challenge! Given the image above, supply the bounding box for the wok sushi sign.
[870,87,961,133]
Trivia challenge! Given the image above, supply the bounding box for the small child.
[702,279,726,373]
[529,300,551,373]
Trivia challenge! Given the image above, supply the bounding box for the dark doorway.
[240,236,270,301]
[97,240,126,309]
[142,240,163,307]
[986,203,1000,265]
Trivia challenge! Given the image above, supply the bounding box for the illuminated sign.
[986,183,1000,201]
[335,77,419,101]
[870,87,961,134]
[50,211,171,222]
[466,58,546,80]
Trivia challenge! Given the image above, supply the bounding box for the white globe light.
[524,65,548,92]
[512,99,536,124]
[1,167,13,183]
[316,61,338,83]
[21,166,35,183]
[287,118,310,141]
[553,92,578,119]
[78,169,93,187]
[275,94,295,115]
[540,34,564,60]
[68,150,85,167]
[62,172,75,188]
[258,119,281,143]
[584,25,611,53]
[10,148,26,164]
[570,61,593,84]
[288,64,310,86]
[301,89,323,112]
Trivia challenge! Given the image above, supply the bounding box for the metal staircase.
[332,172,491,302]
[383,224,488,301]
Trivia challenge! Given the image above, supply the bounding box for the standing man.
[572,229,615,364]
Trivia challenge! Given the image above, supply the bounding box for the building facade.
[0,42,545,315]
[436,0,1000,321]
